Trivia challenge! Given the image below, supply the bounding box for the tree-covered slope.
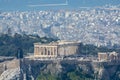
[0,33,119,57]
[0,33,58,56]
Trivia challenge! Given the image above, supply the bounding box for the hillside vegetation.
[0,33,58,56]
[0,33,119,57]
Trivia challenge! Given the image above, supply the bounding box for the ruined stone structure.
[34,41,80,58]
[98,53,109,61]
[98,52,120,61]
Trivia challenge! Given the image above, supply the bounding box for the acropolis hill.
[0,56,120,80]
[0,41,120,80]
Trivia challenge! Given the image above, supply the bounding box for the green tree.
[37,73,57,80]
[0,33,58,57]
[67,72,80,80]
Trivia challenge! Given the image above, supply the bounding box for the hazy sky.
[0,0,120,11]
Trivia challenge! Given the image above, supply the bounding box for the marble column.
[46,47,48,55]
[39,47,41,55]
[48,47,50,55]
[36,47,39,55]
[48,47,50,56]
[50,47,52,56]
[34,47,36,54]
[55,47,57,56]
[41,47,43,55]
[43,47,45,55]
[42,47,45,55]
[44,47,46,55]
[53,47,55,55]
[54,47,57,56]
[50,47,53,55]
[34,47,36,55]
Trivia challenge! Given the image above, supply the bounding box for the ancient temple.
[34,40,80,58]
[98,52,120,61]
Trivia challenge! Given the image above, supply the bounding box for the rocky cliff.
[0,58,21,80]
[0,58,120,80]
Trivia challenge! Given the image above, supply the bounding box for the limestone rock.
[0,68,21,80]
[43,62,62,75]
[98,68,110,80]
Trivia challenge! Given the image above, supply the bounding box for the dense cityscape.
[0,6,120,46]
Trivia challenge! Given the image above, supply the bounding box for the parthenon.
[34,40,80,58]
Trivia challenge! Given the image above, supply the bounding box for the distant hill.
[0,0,120,11]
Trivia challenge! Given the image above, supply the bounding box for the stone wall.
[0,58,120,80]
